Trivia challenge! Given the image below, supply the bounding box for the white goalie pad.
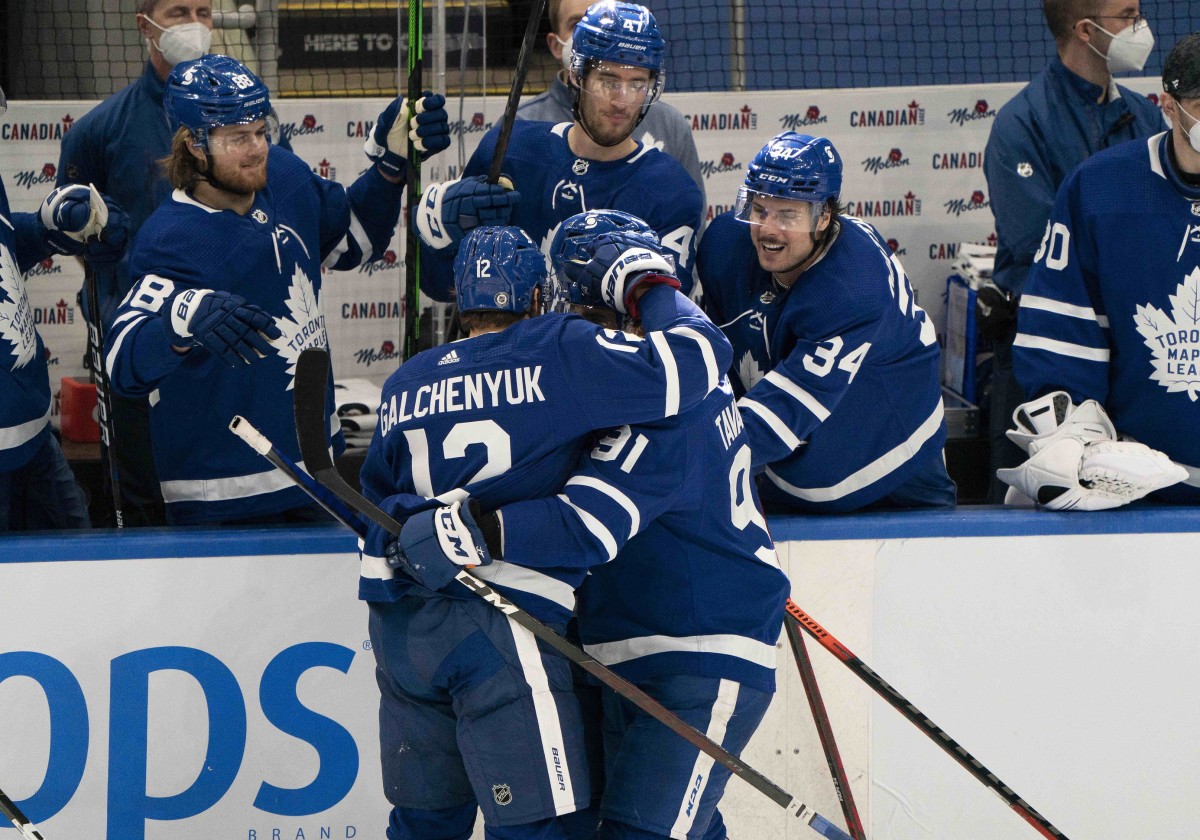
[997,436,1188,511]
[1005,390,1115,455]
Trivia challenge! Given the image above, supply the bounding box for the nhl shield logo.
[492,783,512,805]
[251,209,269,224]
[572,158,589,175]
[1016,162,1033,178]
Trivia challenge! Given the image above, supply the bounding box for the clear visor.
[206,114,279,152]
[734,187,823,232]
[576,61,656,106]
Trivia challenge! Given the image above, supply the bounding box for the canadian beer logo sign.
[850,100,924,128]
[1136,266,1200,400]
[2,113,74,141]
[687,105,758,132]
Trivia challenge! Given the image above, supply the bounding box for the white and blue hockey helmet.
[549,209,668,307]
[570,1,665,115]
[735,132,842,231]
[164,54,275,150]
[453,226,547,314]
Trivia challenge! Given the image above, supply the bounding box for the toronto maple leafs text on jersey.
[699,211,950,512]
[105,145,404,524]
[418,120,703,302]
[357,285,732,620]
[1015,132,1200,503]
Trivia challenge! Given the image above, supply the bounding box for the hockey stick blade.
[785,599,1068,840]
[0,787,46,840]
[486,0,548,185]
[291,347,852,840]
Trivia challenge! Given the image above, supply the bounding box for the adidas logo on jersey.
[438,349,461,366]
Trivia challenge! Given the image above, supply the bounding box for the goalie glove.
[413,175,520,251]
[997,391,1188,510]
[364,92,450,180]
[557,231,679,316]
[387,500,497,591]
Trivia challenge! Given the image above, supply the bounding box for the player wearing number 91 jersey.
[699,132,956,512]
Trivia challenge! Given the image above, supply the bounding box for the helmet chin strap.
[569,77,646,149]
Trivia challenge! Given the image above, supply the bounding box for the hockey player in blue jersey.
[356,217,731,840]
[412,0,703,302]
[1,90,128,529]
[698,132,956,513]
[104,54,449,525]
[1002,33,1200,509]
[394,212,790,840]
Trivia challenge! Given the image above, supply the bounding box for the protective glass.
[207,115,279,152]
[734,187,822,232]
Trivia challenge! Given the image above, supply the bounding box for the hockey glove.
[387,500,494,591]
[162,288,283,367]
[84,198,130,265]
[557,231,678,316]
[413,175,520,251]
[37,183,112,256]
[365,92,450,179]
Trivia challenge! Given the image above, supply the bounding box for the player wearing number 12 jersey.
[699,132,956,512]
[357,220,730,840]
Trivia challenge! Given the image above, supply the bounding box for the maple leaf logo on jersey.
[1134,266,1200,401]
[0,243,37,369]
[736,349,765,392]
[273,264,328,390]
[638,129,666,153]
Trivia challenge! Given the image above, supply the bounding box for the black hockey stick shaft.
[0,786,46,840]
[83,265,123,527]
[403,0,423,360]
[291,348,850,840]
[486,0,548,185]
[784,617,868,840]
[785,600,1068,840]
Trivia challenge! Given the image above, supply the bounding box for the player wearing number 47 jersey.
[699,132,956,512]
[357,217,730,840]
[413,1,703,303]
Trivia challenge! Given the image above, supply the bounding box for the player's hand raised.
[365,92,450,180]
[37,183,125,257]
[386,499,494,591]
[162,288,283,367]
[414,175,520,251]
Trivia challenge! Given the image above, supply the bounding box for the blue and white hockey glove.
[37,183,123,257]
[162,288,283,367]
[84,198,130,265]
[365,92,450,179]
[414,175,520,251]
[387,500,494,591]
[557,231,678,317]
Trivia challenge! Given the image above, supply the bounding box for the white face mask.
[1176,101,1200,155]
[553,34,574,74]
[144,17,212,67]
[1087,18,1155,74]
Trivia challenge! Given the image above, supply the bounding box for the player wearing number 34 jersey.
[700,132,956,512]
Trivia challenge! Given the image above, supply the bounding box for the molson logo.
[929,233,997,260]
[698,152,741,178]
[355,340,401,367]
[2,113,74,141]
[932,151,983,170]
[780,106,828,129]
[886,238,907,256]
[448,113,491,136]
[358,250,398,276]
[849,101,924,127]
[946,99,996,126]
[33,297,74,326]
[846,191,921,218]
[862,147,910,175]
[13,163,56,189]
[26,257,64,279]
[686,105,758,132]
[279,114,325,142]
[944,190,990,217]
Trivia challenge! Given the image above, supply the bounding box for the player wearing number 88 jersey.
[699,132,956,512]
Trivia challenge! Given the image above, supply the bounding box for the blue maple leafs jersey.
[105,146,404,523]
[419,120,703,301]
[699,211,947,512]
[358,286,732,624]
[496,380,789,692]
[1015,132,1200,503]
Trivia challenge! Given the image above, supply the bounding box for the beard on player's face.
[204,146,268,195]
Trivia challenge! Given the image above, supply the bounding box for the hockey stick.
[0,786,46,840]
[291,348,851,840]
[784,618,867,840]
[228,415,367,535]
[83,266,123,527]
[785,600,1068,840]
[486,0,548,185]
[403,0,423,361]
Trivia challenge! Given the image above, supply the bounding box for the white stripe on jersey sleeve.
[360,551,393,581]
[322,206,372,268]
[1022,294,1110,328]
[584,633,779,670]
[565,475,640,538]
[649,331,681,416]
[738,397,803,451]
[1013,333,1110,362]
[104,312,149,376]
[559,496,619,561]
[667,325,719,393]
[474,560,577,612]
[763,369,831,421]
